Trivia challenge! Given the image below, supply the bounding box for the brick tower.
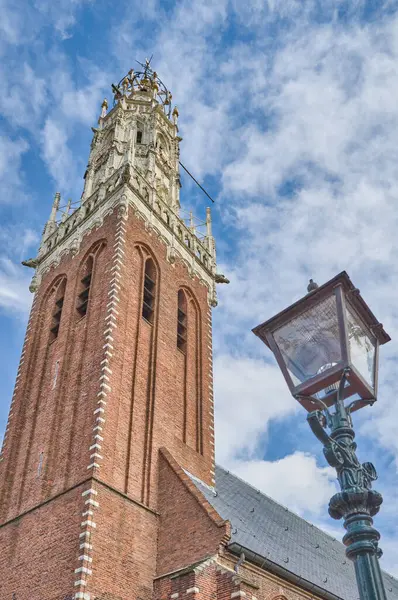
[0,64,222,600]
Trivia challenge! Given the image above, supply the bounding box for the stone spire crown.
[30,61,218,306]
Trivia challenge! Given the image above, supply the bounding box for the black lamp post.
[252,271,391,600]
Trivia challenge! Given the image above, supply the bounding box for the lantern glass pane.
[273,294,342,387]
[346,306,376,389]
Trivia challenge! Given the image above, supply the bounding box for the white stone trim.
[82,488,98,497]
[89,443,102,450]
[79,531,91,538]
[80,542,93,550]
[79,555,93,562]
[85,498,99,508]
[75,567,92,575]
[90,452,103,460]
[81,520,96,528]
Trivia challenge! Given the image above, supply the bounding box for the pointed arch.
[156,131,170,154]
[76,239,106,318]
[177,285,204,454]
[126,242,161,504]
[49,276,67,342]
[136,119,145,145]
[177,289,188,352]
[142,257,157,324]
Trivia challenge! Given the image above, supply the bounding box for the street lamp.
[252,271,391,600]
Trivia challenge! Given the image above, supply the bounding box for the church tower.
[0,64,220,600]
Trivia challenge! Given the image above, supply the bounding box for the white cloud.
[41,118,78,192]
[0,258,32,315]
[214,354,297,464]
[33,0,94,39]
[227,451,337,517]
[0,136,29,203]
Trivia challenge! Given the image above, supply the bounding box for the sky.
[1,0,398,576]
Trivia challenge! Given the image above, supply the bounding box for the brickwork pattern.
[156,448,230,577]
[0,216,116,525]
[154,555,328,600]
[0,481,88,600]
[0,201,217,599]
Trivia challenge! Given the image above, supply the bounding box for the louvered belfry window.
[50,278,66,341]
[77,256,93,317]
[177,290,187,352]
[142,259,156,324]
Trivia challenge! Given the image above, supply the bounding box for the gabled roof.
[190,465,398,600]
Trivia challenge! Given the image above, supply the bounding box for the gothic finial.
[172,106,179,125]
[61,199,72,223]
[100,98,108,119]
[189,211,195,232]
[43,192,60,240]
[49,192,60,223]
[206,207,212,237]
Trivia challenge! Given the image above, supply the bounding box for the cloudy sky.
[1,0,398,575]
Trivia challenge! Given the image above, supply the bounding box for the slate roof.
[190,465,398,600]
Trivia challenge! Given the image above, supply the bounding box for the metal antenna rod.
[179,161,215,204]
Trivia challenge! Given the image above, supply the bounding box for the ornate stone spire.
[43,192,60,240]
[61,199,72,223]
[23,61,220,307]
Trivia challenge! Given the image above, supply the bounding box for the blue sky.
[1,0,398,575]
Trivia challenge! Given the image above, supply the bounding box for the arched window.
[50,278,66,341]
[136,130,143,144]
[177,290,187,352]
[77,256,93,317]
[142,259,156,324]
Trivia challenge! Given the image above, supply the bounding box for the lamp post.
[252,271,391,600]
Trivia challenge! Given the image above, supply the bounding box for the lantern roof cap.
[253,271,391,346]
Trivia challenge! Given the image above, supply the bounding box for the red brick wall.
[0,481,86,600]
[156,448,230,577]
[155,563,219,600]
[0,215,116,524]
[88,481,158,600]
[0,201,216,598]
[154,553,328,600]
[96,209,215,507]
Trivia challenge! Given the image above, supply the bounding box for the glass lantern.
[252,272,390,412]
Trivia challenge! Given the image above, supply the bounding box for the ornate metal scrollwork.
[306,370,387,600]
